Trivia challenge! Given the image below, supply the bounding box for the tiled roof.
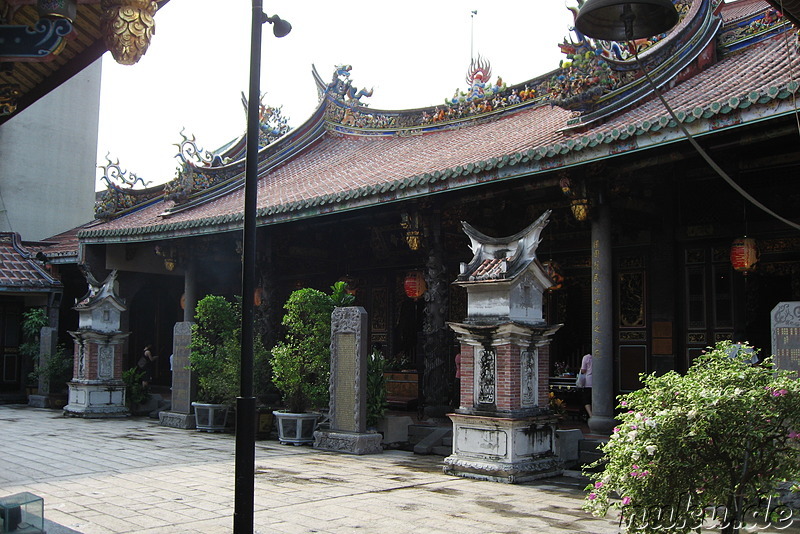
[76,1,798,244]
[723,0,773,21]
[470,259,508,281]
[0,233,61,291]
[36,224,91,263]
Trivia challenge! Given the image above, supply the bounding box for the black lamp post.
[234,3,290,533]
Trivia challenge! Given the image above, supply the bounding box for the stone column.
[183,260,197,323]
[423,211,451,419]
[28,326,58,408]
[589,203,616,435]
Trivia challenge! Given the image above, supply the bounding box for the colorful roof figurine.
[67,0,797,247]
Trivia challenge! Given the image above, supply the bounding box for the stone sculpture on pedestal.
[445,210,562,482]
[63,269,130,418]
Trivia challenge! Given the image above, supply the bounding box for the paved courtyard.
[0,405,626,533]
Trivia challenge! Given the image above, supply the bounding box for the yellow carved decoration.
[101,0,157,66]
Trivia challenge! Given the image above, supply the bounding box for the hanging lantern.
[253,287,265,307]
[730,237,759,274]
[37,0,78,21]
[404,271,427,299]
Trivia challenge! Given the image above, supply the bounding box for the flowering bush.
[584,341,800,534]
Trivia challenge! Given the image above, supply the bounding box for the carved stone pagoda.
[64,269,130,418]
[445,211,562,483]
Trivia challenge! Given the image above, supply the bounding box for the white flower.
[627,430,638,441]
[645,445,657,455]
[631,450,640,460]
[687,409,698,419]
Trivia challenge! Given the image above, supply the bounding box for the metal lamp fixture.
[263,14,291,37]
[575,0,679,41]
[235,3,290,532]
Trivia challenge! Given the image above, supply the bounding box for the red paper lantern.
[730,237,759,274]
[404,271,427,299]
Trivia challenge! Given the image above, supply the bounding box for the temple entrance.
[127,277,183,389]
[0,299,22,399]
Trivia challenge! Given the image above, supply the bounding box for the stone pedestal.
[64,331,129,418]
[444,413,562,483]
[314,430,382,455]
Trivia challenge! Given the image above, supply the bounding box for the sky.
[96,1,578,190]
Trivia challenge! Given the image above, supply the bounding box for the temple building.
[34,0,800,421]
[0,0,168,400]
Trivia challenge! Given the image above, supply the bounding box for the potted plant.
[270,284,350,444]
[189,295,270,432]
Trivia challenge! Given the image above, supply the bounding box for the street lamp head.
[575,0,679,41]
[264,14,292,38]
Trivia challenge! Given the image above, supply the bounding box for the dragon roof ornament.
[322,64,374,104]
[95,155,160,220]
[241,92,292,148]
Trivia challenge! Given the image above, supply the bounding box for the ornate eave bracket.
[101,0,157,66]
[0,17,75,62]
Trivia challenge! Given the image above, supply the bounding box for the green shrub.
[584,341,800,534]
[21,308,49,386]
[366,347,388,427]
[270,288,334,413]
[122,367,150,407]
[189,295,269,406]
[29,343,73,393]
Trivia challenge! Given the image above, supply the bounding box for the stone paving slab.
[9,403,788,533]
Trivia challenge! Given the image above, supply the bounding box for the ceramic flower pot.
[272,411,320,445]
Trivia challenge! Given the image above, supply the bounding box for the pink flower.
[595,482,604,488]
[589,493,597,500]
[622,496,632,505]
[620,401,628,406]
[788,430,800,439]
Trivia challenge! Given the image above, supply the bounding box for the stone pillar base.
[28,394,67,409]
[588,415,616,436]
[159,411,197,430]
[443,412,563,483]
[313,430,383,455]
[64,382,128,418]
